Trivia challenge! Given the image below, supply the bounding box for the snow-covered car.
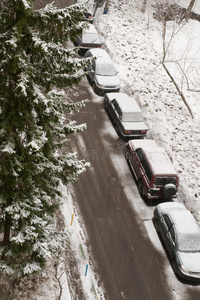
[104,92,149,139]
[75,23,102,55]
[126,139,178,200]
[76,0,98,23]
[84,48,120,95]
[154,202,200,282]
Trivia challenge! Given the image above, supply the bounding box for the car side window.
[112,100,119,114]
[92,61,95,71]
[163,215,172,231]
[85,51,92,58]
[111,99,117,109]
[112,101,122,118]
[136,148,144,161]
[136,148,152,182]
[170,226,176,245]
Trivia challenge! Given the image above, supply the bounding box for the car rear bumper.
[120,132,147,139]
[96,85,120,95]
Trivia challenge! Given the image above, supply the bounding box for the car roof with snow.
[128,139,177,176]
[157,203,200,234]
[106,93,141,113]
[82,23,98,34]
[88,48,112,61]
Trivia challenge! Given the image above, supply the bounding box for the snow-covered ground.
[3,1,200,299]
[95,0,200,221]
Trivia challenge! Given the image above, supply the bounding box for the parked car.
[76,0,98,23]
[104,92,149,139]
[84,48,120,95]
[154,202,200,281]
[83,11,94,23]
[126,139,178,200]
[75,23,102,55]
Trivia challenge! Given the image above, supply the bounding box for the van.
[126,139,178,200]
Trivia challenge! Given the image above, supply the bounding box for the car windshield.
[154,177,177,186]
[178,233,200,252]
[96,63,117,76]
[82,33,99,43]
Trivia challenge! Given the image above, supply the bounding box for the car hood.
[96,75,120,87]
[179,251,200,272]
[121,121,149,131]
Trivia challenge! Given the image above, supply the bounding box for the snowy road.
[68,79,200,300]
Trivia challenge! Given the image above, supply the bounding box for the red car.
[126,139,178,200]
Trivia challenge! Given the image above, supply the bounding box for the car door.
[108,99,120,125]
[88,60,96,82]
[84,51,94,80]
[160,215,176,257]
[130,148,144,181]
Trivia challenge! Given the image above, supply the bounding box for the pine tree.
[0,0,90,277]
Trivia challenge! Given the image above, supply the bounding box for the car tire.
[125,147,131,161]
[163,183,177,200]
[138,179,143,196]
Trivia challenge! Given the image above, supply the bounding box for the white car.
[76,0,97,23]
[85,48,120,95]
[75,24,102,55]
[154,202,200,281]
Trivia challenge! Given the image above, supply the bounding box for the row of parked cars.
[74,15,200,282]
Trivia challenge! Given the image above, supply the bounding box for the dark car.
[154,202,200,281]
[126,139,178,200]
[104,92,149,139]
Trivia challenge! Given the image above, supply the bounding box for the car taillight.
[124,130,131,134]
[141,130,147,134]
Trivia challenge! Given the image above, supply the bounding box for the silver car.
[85,48,120,95]
[154,202,200,281]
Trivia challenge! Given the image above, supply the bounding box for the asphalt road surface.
[69,79,200,300]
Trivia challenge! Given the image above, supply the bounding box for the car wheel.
[115,124,120,135]
[125,147,131,161]
[138,179,143,196]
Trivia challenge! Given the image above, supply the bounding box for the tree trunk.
[185,0,196,20]
[3,212,11,246]
[141,0,147,13]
